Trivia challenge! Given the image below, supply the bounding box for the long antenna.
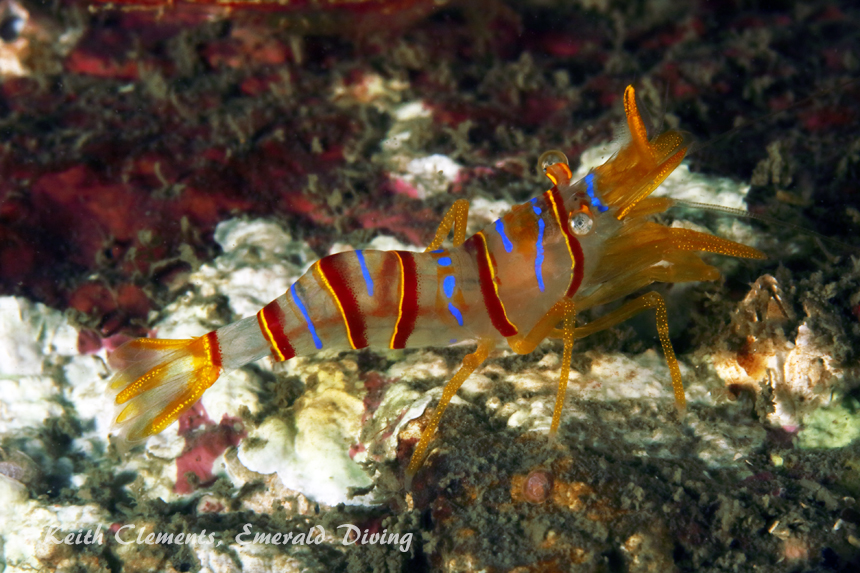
[687,77,860,157]
[672,78,859,256]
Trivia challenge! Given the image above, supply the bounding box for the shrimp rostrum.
[106,86,765,480]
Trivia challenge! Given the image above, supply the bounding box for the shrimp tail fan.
[107,334,222,445]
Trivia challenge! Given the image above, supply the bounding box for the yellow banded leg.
[406,339,493,483]
[550,298,576,438]
[549,291,686,413]
[424,199,470,252]
[504,298,577,437]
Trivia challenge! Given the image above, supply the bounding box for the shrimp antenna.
[674,78,860,256]
[687,77,860,157]
[670,199,859,255]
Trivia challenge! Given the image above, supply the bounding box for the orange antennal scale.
[596,86,692,220]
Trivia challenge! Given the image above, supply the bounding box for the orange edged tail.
[107,332,223,444]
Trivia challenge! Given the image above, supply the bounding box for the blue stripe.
[447,303,464,326]
[585,173,608,212]
[431,249,445,254]
[291,283,323,349]
[531,198,546,292]
[535,220,546,292]
[494,219,513,253]
[355,250,374,297]
[443,275,456,298]
[437,257,452,267]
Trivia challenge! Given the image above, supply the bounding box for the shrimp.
[106,85,765,481]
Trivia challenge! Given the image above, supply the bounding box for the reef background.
[1,0,859,571]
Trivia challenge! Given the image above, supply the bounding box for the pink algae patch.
[800,106,855,132]
[348,443,366,460]
[174,403,246,494]
[65,50,140,80]
[77,329,138,355]
[388,177,420,199]
[360,372,398,425]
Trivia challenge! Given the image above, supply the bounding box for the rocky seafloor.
[1,0,860,571]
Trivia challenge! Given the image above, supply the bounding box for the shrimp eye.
[538,150,572,187]
[537,150,569,173]
[569,211,593,235]
[0,15,24,43]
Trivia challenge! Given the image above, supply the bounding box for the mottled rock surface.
[1,0,859,571]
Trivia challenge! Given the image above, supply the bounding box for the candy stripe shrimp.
[107,86,765,480]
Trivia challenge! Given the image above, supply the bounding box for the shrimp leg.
[550,291,685,413]
[424,199,470,251]
[406,338,493,484]
[550,298,576,438]
[506,298,578,437]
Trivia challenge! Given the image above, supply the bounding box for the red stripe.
[549,187,585,297]
[391,251,419,349]
[204,331,223,368]
[466,233,518,337]
[318,255,369,349]
[258,300,297,360]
